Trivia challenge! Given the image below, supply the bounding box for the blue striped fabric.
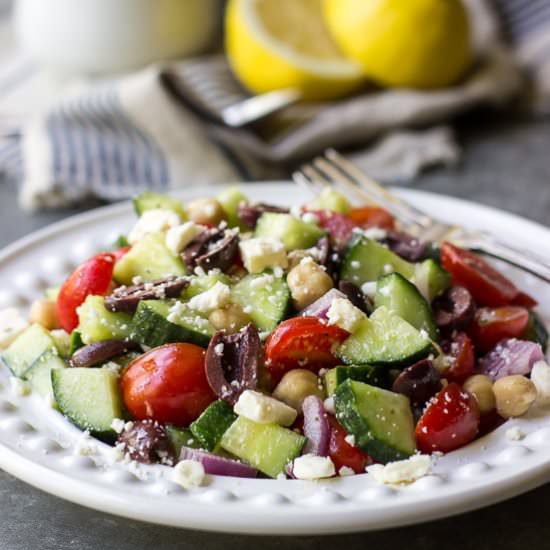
[495,0,550,42]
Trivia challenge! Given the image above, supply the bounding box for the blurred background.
[0,0,548,214]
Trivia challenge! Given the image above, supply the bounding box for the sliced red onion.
[180,447,258,478]
[302,395,330,456]
[477,338,544,381]
[299,288,346,320]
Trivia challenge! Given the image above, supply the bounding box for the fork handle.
[468,237,550,284]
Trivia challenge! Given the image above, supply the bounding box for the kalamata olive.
[316,235,341,282]
[338,280,372,314]
[181,228,220,272]
[382,230,427,262]
[392,359,442,409]
[432,286,476,330]
[205,324,260,405]
[116,419,175,465]
[70,339,141,368]
[238,203,289,229]
[195,229,239,272]
[104,276,189,313]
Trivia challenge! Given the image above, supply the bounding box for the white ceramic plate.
[0,183,549,535]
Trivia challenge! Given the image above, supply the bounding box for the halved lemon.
[225,0,363,100]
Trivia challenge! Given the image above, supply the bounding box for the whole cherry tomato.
[440,242,519,307]
[416,383,480,453]
[441,332,475,383]
[348,206,395,230]
[264,317,349,382]
[469,306,530,354]
[56,252,115,332]
[328,415,373,474]
[121,343,215,426]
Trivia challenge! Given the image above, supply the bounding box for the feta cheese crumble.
[127,208,181,245]
[367,454,432,485]
[187,282,231,313]
[165,221,203,255]
[111,418,126,434]
[0,308,28,349]
[326,298,366,334]
[293,454,335,480]
[506,426,524,441]
[239,237,288,274]
[73,431,98,456]
[173,459,205,488]
[234,390,297,426]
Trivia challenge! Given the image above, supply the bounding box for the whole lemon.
[323,0,472,89]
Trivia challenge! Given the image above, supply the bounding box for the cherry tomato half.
[56,252,115,332]
[264,317,349,382]
[440,242,519,307]
[441,332,475,383]
[121,343,215,426]
[328,415,373,474]
[348,206,395,230]
[469,306,530,354]
[416,383,480,454]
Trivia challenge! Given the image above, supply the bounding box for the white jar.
[14,0,221,75]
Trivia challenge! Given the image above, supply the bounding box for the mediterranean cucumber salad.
[1,187,549,486]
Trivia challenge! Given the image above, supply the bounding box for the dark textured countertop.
[0,111,549,550]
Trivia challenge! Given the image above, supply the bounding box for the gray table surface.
[0,111,549,550]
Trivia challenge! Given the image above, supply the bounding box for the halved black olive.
[382,230,427,262]
[432,286,476,330]
[195,230,239,273]
[392,359,442,409]
[116,420,175,465]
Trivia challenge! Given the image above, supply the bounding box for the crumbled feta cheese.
[173,459,205,488]
[234,390,297,426]
[127,208,181,245]
[344,434,356,447]
[214,343,224,356]
[239,237,288,274]
[367,454,432,485]
[273,266,284,278]
[362,227,388,241]
[338,466,355,477]
[250,273,274,289]
[73,431,98,456]
[187,282,231,313]
[360,281,377,299]
[132,276,143,285]
[242,305,253,314]
[301,212,320,225]
[165,221,203,256]
[293,454,335,480]
[383,263,394,274]
[506,426,524,441]
[0,308,28,349]
[530,361,550,405]
[111,418,126,434]
[326,298,366,333]
[9,376,30,397]
[323,396,336,415]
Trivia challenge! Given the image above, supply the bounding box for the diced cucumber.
[231,272,290,332]
[334,379,416,463]
[51,367,123,440]
[44,286,60,301]
[129,300,213,348]
[182,271,232,300]
[189,400,237,451]
[254,213,325,251]
[216,186,249,229]
[50,330,71,358]
[1,324,57,378]
[324,365,389,396]
[309,188,351,214]
[113,232,186,285]
[77,295,132,344]
[340,237,415,286]
[336,306,434,367]
[133,191,186,219]
[221,417,306,478]
[25,352,67,397]
[375,272,438,340]
[69,330,85,355]
[413,258,451,302]
[523,311,549,352]
[166,426,202,457]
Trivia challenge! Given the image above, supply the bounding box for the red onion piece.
[180,447,258,478]
[477,338,544,381]
[302,395,330,456]
[299,288,346,320]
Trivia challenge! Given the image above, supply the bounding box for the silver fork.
[293,148,550,283]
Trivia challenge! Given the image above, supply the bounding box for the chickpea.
[463,374,495,414]
[493,375,537,418]
[208,304,250,334]
[286,258,333,311]
[186,198,226,226]
[29,299,59,330]
[272,369,325,411]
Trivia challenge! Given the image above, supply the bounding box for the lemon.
[323,0,472,89]
[225,0,363,100]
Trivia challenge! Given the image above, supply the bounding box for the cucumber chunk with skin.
[341,237,415,286]
[133,191,186,219]
[334,379,416,463]
[217,186,249,229]
[113,232,186,285]
[375,272,438,340]
[25,352,67,397]
[413,258,451,302]
[254,212,326,251]
[52,367,123,440]
[1,324,57,378]
[182,271,232,300]
[231,272,290,332]
[336,306,434,367]
[324,365,389,396]
[77,296,132,344]
[166,426,202,457]
[190,400,237,451]
[309,188,351,214]
[129,300,213,348]
[220,416,306,478]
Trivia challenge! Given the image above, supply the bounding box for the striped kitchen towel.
[0,0,548,210]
